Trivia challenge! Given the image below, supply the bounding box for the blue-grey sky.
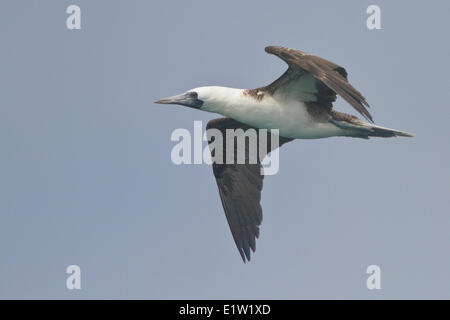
[1,0,449,299]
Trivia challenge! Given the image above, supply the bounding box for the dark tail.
[329,115,414,139]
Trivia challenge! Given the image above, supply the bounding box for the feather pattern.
[206,117,292,262]
[245,46,373,122]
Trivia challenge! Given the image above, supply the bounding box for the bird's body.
[197,86,346,139]
[155,46,413,263]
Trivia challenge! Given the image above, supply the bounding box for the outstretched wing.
[206,118,292,262]
[255,46,373,122]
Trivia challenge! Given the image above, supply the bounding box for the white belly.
[198,87,344,139]
[221,98,342,139]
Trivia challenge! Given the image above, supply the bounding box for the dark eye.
[189,92,198,99]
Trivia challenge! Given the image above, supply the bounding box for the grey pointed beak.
[154,93,187,104]
[154,98,170,104]
[155,93,189,104]
[154,92,203,109]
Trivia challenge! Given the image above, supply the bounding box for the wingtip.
[265,46,281,54]
[237,246,252,263]
[264,46,274,54]
[361,102,374,123]
[238,249,248,263]
[365,113,374,123]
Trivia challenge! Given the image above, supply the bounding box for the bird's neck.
[200,87,247,115]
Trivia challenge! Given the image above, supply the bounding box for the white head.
[155,86,238,111]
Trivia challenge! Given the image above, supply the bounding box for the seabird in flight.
[155,46,413,263]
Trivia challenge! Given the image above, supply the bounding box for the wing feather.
[262,46,373,122]
[206,118,292,262]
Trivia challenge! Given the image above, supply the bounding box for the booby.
[155,46,413,263]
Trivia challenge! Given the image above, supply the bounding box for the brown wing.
[258,46,373,122]
[206,118,292,262]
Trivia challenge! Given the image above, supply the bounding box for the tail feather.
[366,123,414,138]
[329,116,414,139]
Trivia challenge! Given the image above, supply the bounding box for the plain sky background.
[1,0,449,299]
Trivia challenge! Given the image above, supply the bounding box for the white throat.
[198,86,246,114]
